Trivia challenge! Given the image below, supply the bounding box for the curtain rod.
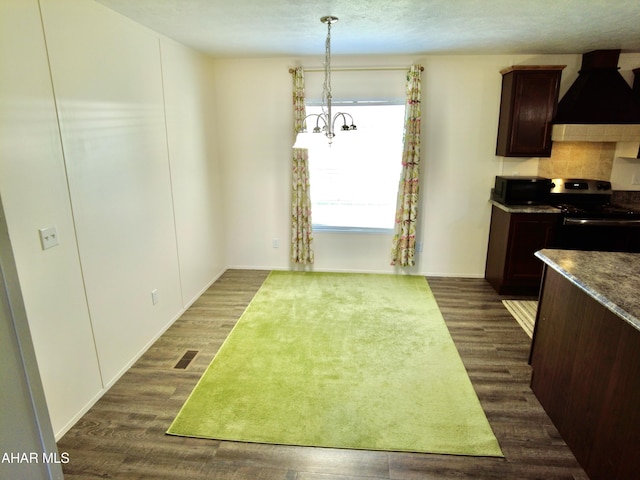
[288,65,423,73]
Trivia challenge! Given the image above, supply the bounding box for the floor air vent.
[174,350,198,369]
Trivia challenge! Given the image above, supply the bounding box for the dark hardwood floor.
[57,270,587,479]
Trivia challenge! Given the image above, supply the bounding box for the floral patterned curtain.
[291,67,314,264]
[391,65,423,267]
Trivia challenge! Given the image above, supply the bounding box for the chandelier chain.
[322,19,332,117]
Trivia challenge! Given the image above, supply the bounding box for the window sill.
[313,225,394,234]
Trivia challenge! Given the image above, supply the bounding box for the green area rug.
[167,271,503,456]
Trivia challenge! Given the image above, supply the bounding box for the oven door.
[557,217,640,252]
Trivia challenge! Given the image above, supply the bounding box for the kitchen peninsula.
[530,249,640,480]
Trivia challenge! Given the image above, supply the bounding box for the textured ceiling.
[95,0,640,57]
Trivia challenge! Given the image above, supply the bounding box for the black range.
[549,178,640,253]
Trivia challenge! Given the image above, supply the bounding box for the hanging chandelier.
[302,16,357,145]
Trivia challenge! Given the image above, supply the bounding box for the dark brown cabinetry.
[485,205,558,294]
[634,67,640,158]
[530,267,640,479]
[496,66,565,157]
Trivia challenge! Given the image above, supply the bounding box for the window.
[305,103,405,231]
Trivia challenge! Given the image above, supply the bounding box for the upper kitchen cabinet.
[496,66,565,157]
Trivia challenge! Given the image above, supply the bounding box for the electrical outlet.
[272,238,279,248]
[633,170,640,185]
[38,226,59,250]
[416,241,423,252]
[151,289,159,305]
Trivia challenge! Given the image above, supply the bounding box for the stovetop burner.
[553,203,640,217]
[604,204,640,216]
[548,178,640,218]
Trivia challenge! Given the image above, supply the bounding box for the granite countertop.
[490,199,561,214]
[535,249,640,331]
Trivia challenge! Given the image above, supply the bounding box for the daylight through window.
[305,103,405,231]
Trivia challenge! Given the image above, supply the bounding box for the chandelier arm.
[332,112,357,131]
[332,112,354,123]
[301,113,328,133]
[332,112,346,130]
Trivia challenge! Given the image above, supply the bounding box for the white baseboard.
[54,389,105,441]
[225,264,485,278]
[181,267,226,308]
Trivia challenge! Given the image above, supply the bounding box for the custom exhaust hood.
[552,49,640,142]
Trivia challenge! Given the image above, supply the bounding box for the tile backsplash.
[538,142,616,180]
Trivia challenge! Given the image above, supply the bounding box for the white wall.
[213,59,294,270]
[41,0,184,388]
[1,0,224,438]
[0,0,103,438]
[417,55,504,276]
[160,39,226,305]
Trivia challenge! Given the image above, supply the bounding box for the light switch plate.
[38,227,59,250]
